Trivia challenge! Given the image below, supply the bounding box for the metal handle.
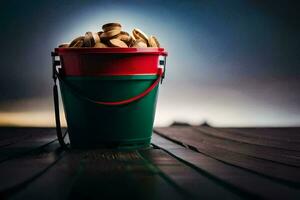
[54,68,162,106]
[52,52,69,149]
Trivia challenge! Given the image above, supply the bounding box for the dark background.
[0,0,299,126]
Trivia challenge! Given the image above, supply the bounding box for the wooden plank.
[157,126,300,167]
[140,148,243,199]
[223,128,300,143]
[155,127,300,184]
[0,129,32,148]
[0,141,63,199]
[0,128,59,163]
[196,126,300,151]
[0,128,56,141]
[0,137,58,163]
[2,148,186,199]
[64,150,187,200]
[0,128,28,141]
[7,150,82,200]
[0,128,57,149]
[2,127,300,199]
[0,134,32,148]
[152,133,300,200]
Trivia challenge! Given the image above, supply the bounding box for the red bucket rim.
[55,47,167,56]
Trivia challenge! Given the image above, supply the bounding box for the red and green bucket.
[52,48,168,149]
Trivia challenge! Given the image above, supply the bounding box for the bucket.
[52,48,168,149]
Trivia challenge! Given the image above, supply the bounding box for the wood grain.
[152,133,300,200]
[155,127,300,184]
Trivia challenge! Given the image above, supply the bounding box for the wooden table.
[0,125,299,199]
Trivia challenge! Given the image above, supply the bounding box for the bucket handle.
[51,51,167,148]
[52,52,69,149]
[56,68,163,106]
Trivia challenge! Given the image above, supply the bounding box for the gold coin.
[83,32,100,47]
[132,28,148,44]
[148,35,160,47]
[131,40,147,48]
[83,32,94,47]
[102,22,121,32]
[126,36,134,47]
[104,26,121,33]
[120,31,129,36]
[94,42,107,48]
[69,36,84,47]
[92,32,100,44]
[114,31,131,42]
[127,35,136,47]
[97,31,104,38]
[108,39,128,48]
[58,43,69,48]
[100,29,121,40]
[60,23,162,48]
[72,39,84,48]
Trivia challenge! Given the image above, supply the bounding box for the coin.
[59,23,161,49]
[83,32,101,47]
[97,31,104,38]
[83,32,94,47]
[92,32,100,43]
[69,36,84,47]
[127,35,136,47]
[132,28,148,44]
[58,43,69,48]
[100,29,121,40]
[148,35,160,47]
[131,40,147,48]
[102,22,121,32]
[72,39,84,48]
[108,39,128,47]
[114,31,131,42]
[94,42,107,48]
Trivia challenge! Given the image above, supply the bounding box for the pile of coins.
[59,23,160,48]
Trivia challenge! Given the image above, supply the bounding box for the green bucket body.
[59,75,159,149]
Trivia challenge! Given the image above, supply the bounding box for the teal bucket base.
[70,138,152,150]
[60,75,159,149]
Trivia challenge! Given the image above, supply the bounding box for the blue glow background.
[0,0,299,126]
